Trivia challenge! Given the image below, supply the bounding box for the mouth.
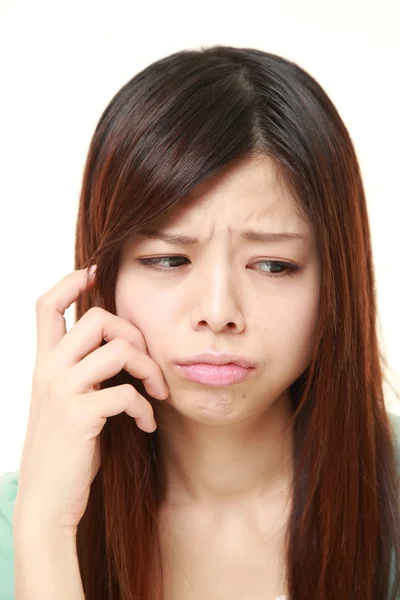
[174,352,257,386]
[174,362,255,386]
[175,352,256,368]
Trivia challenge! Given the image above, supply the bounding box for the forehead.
[159,154,308,233]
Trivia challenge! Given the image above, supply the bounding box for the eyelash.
[136,256,301,279]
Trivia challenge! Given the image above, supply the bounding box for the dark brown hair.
[73,45,400,599]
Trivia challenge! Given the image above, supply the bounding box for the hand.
[13,266,169,536]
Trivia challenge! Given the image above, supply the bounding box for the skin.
[115,153,321,598]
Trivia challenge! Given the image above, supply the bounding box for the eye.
[256,260,301,278]
[138,256,188,270]
[136,256,301,279]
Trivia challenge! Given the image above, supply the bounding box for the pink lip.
[175,352,256,368]
[175,363,253,386]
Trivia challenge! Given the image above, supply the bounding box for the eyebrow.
[138,229,308,245]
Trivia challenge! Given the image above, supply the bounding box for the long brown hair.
[73,45,400,599]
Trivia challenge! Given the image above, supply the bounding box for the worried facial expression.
[115,154,321,424]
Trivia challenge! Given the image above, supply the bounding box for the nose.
[189,261,245,334]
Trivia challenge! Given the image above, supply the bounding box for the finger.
[36,268,97,358]
[81,384,157,432]
[63,337,168,400]
[52,307,148,369]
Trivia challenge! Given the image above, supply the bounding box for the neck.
[153,390,294,510]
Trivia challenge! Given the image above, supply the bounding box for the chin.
[157,387,248,423]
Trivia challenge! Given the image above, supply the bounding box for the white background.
[0,0,399,476]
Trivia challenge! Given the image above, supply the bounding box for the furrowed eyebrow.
[138,229,308,245]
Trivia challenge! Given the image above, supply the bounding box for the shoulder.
[0,470,19,599]
[388,410,400,456]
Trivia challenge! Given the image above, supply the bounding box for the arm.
[13,524,85,600]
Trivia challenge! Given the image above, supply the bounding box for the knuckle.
[36,294,53,311]
[111,337,131,354]
[131,328,146,348]
[120,383,136,398]
[86,306,106,321]
[119,384,153,416]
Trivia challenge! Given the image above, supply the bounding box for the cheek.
[115,284,174,351]
[115,278,149,329]
[285,289,320,366]
[253,284,320,355]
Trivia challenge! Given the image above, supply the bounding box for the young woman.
[1,45,399,600]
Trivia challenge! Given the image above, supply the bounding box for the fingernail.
[88,265,97,280]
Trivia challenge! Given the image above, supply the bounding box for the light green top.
[1,411,400,599]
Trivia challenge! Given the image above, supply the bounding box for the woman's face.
[115,154,321,424]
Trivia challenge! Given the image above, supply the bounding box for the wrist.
[13,514,78,545]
